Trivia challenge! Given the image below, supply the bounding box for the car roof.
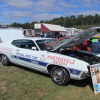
[11,37,54,41]
[3,37,55,44]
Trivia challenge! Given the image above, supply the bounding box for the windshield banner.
[90,64,100,94]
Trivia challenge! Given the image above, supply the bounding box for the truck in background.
[0,28,24,43]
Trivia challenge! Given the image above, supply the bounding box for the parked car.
[57,36,71,44]
[0,27,100,86]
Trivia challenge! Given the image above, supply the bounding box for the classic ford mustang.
[0,27,100,86]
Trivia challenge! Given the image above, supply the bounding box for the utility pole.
[64,17,65,27]
[86,21,87,29]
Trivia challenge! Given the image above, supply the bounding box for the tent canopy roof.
[41,23,68,33]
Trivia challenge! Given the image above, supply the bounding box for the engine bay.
[57,49,100,65]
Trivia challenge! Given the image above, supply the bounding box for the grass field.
[0,62,100,100]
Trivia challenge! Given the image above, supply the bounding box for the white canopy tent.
[41,23,68,33]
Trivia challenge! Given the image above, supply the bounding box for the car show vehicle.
[57,36,71,44]
[0,27,100,86]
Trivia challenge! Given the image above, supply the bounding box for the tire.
[50,67,70,86]
[1,55,10,66]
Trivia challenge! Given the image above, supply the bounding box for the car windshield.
[36,39,60,51]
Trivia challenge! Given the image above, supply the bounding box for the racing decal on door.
[40,54,46,61]
[14,55,48,67]
[0,46,13,54]
[47,55,75,66]
[16,52,38,59]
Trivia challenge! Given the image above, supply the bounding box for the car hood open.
[51,27,100,51]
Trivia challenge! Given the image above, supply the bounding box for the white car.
[0,27,100,86]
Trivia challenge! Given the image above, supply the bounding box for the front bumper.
[80,72,90,78]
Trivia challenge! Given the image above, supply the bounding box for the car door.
[11,39,41,70]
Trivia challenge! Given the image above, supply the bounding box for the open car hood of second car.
[51,27,100,51]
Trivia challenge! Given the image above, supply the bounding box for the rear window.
[11,39,37,50]
[11,40,21,47]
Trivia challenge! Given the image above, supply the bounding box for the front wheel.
[1,55,10,66]
[50,67,70,86]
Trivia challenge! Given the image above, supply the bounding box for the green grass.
[0,62,100,100]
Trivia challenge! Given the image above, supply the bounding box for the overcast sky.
[1,0,100,25]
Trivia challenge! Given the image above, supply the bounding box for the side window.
[11,40,21,47]
[20,40,37,50]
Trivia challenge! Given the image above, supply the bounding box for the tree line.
[10,13,100,29]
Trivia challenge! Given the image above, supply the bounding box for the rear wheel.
[1,55,10,66]
[50,67,70,86]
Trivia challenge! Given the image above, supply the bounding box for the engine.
[59,49,100,65]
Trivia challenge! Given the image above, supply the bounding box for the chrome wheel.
[1,55,10,66]
[51,67,70,86]
[2,55,7,64]
[53,69,63,82]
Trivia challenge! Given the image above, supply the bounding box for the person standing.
[44,32,47,38]
[87,40,100,53]
[46,32,48,38]
[50,32,52,38]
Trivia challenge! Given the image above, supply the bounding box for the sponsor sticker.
[0,46,13,53]
[47,55,75,66]
[90,64,100,94]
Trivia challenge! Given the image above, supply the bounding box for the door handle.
[16,49,20,51]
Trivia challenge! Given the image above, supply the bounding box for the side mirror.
[32,46,37,50]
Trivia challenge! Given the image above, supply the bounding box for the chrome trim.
[10,60,49,74]
[80,72,89,78]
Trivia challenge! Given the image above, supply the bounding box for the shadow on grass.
[9,63,93,91]
[11,63,51,78]
[70,78,93,91]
